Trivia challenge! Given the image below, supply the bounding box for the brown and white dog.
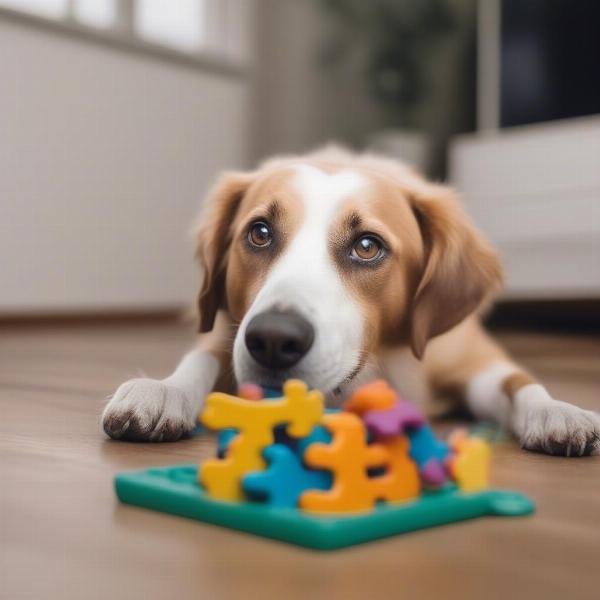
[102,147,600,456]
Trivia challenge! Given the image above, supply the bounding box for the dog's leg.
[102,312,232,442]
[468,364,600,456]
[425,317,600,456]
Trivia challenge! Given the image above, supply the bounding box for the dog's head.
[196,148,502,397]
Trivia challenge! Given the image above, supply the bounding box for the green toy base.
[115,464,534,550]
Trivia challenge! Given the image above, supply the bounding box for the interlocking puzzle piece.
[216,428,238,459]
[447,432,491,493]
[200,380,323,501]
[296,422,331,456]
[300,413,387,513]
[216,385,287,458]
[407,424,449,466]
[218,416,333,461]
[420,458,447,487]
[372,436,421,502]
[363,400,426,438]
[243,444,331,508]
[343,379,396,416]
[300,413,419,513]
[407,425,450,487]
[348,380,449,487]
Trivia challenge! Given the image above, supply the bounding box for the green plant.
[319,0,459,129]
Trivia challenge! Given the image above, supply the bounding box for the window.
[0,0,67,19]
[73,0,116,29]
[0,0,250,68]
[135,0,206,52]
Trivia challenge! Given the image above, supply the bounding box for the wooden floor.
[1,320,599,600]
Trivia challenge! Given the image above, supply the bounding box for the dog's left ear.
[408,183,503,358]
[196,170,255,332]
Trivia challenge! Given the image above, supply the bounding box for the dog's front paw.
[102,378,196,442]
[513,385,600,456]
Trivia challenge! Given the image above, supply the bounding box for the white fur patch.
[233,165,368,394]
[466,362,517,428]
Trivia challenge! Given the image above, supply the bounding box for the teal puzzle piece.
[243,444,331,507]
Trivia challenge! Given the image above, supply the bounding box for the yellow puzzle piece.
[448,431,491,493]
[199,379,323,501]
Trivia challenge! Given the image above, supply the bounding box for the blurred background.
[2,6,599,594]
[1,0,599,327]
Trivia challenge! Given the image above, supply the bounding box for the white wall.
[0,18,249,314]
[250,0,382,162]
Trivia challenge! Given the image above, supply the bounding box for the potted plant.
[318,0,476,176]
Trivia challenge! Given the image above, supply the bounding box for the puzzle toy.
[115,379,534,550]
[200,380,323,500]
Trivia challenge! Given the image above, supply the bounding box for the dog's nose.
[245,311,315,370]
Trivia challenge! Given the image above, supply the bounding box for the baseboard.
[0,308,188,329]
[486,299,600,333]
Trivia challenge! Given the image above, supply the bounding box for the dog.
[102,147,600,456]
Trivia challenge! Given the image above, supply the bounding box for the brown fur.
[406,184,503,358]
[197,167,306,329]
[502,371,536,400]
[196,171,256,332]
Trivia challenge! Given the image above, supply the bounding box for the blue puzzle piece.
[217,428,238,458]
[243,444,331,508]
[296,423,331,455]
[408,424,449,468]
[408,424,449,486]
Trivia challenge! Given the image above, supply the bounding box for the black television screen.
[501,0,600,128]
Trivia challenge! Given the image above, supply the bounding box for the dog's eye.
[351,235,383,262]
[248,221,273,248]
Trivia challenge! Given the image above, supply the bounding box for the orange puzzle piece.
[200,380,323,501]
[300,412,420,513]
[343,379,396,416]
[372,436,421,502]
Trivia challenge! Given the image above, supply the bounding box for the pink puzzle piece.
[421,458,447,487]
[363,400,426,438]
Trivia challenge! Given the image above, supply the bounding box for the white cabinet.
[450,117,600,299]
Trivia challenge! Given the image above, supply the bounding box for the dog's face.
[197,150,501,397]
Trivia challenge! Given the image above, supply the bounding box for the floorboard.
[1,321,599,600]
